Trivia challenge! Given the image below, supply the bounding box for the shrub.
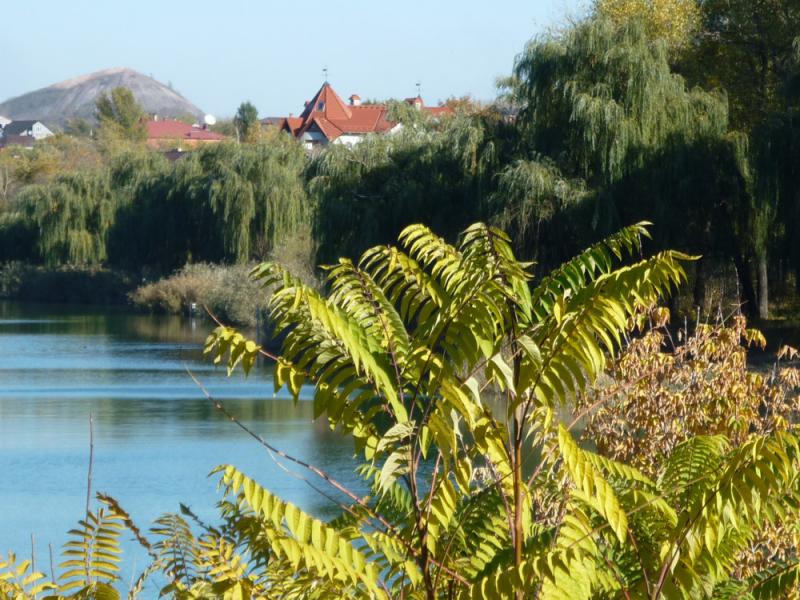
[130,263,267,327]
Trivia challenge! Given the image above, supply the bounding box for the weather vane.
[323,67,329,83]
[416,81,421,97]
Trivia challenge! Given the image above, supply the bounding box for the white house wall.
[333,134,365,147]
[32,122,53,140]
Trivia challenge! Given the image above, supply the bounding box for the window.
[317,101,325,111]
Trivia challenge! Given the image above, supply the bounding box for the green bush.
[130,263,268,327]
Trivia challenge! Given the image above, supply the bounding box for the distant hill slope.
[0,67,205,128]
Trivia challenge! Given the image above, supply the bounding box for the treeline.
[2,0,800,321]
[0,132,309,275]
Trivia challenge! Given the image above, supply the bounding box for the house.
[403,95,454,118]
[265,83,453,151]
[0,119,54,148]
[0,115,10,128]
[145,117,225,149]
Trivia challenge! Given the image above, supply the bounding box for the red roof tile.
[277,83,450,144]
[423,106,454,118]
[146,119,225,141]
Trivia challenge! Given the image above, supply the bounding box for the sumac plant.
[3,222,799,599]
[200,222,800,599]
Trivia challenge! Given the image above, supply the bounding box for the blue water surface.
[0,301,358,592]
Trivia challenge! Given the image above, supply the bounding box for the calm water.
[0,301,357,584]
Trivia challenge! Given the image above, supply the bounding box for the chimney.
[153,114,159,121]
[349,94,361,107]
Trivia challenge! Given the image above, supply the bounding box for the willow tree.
[108,137,310,272]
[308,114,506,263]
[19,171,115,266]
[495,16,758,312]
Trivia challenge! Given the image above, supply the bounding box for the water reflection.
[0,301,357,584]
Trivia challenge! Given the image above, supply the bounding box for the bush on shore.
[130,233,319,327]
[130,263,267,327]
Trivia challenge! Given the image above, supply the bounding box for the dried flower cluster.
[580,309,800,580]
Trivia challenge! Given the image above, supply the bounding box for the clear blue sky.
[1,0,584,118]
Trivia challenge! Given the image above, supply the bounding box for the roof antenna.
[323,67,329,83]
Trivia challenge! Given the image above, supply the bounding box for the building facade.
[265,83,452,151]
[0,120,54,148]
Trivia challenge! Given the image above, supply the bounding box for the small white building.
[0,120,54,148]
[3,120,54,140]
[0,115,10,129]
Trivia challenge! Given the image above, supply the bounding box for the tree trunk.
[733,253,758,318]
[757,253,769,320]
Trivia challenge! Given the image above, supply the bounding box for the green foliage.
[109,138,310,271]
[64,118,94,138]
[0,553,55,598]
[233,101,260,143]
[1,135,310,273]
[96,87,146,143]
[19,171,115,266]
[309,114,509,262]
[204,221,751,599]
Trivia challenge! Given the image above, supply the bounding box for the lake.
[0,301,358,586]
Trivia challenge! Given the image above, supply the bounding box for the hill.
[0,68,205,128]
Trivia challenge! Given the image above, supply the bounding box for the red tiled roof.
[423,106,454,118]
[299,83,352,122]
[146,119,225,141]
[277,83,451,144]
[330,105,394,134]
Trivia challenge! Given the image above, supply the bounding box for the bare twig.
[30,534,36,599]
[185,366,470,587]
[48,543,56,586]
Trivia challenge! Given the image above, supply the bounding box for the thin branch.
[48,543,56,586]
[185,366,470,587]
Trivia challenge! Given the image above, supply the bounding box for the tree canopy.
[95,87,147,142]
[233,101,260,142]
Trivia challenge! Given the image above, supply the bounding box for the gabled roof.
[299,83,352,122]
[277,82,453,144]
[146,119,225,141]
[3,120,44,135]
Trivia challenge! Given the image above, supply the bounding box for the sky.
[0,0,584,118]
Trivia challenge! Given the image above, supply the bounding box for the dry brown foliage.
[578,308,800,579]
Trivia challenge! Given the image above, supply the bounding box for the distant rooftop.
[145,118,225,144]
[3,120,43,135]
[268,82,453,146]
